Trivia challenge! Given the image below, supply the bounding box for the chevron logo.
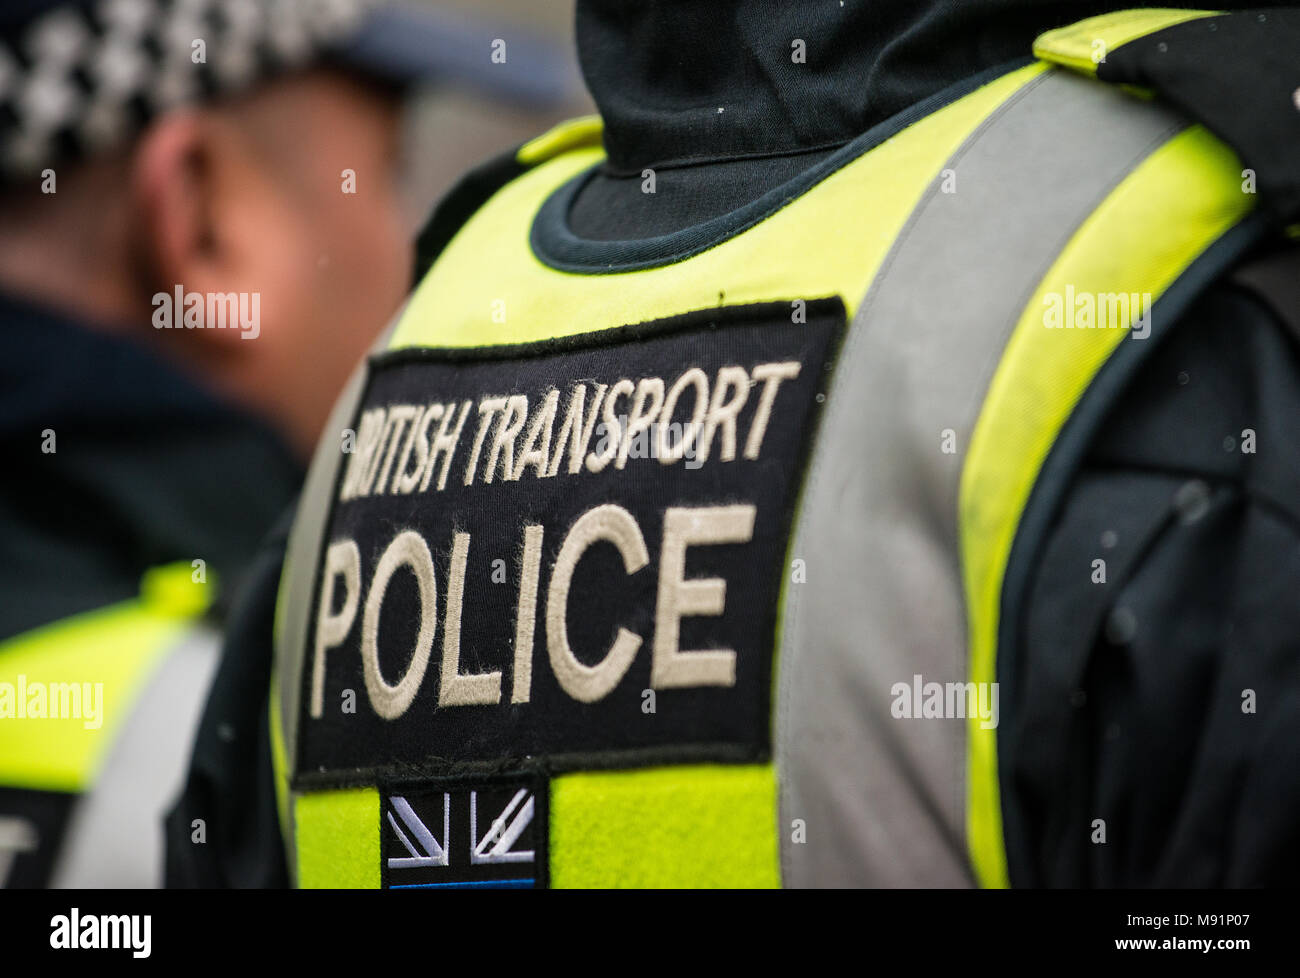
[380,778,547,887]
[470,788,534,865]
[386,794,449,869]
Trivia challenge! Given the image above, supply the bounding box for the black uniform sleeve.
[164,509,292,888]
[1005,242,1300,887]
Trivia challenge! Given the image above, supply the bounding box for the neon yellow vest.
[0,564,213,885]
[271,10,1261,888]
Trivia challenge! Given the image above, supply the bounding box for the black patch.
[1099,9,1300,225]
[380,774,548,889]
[293,299,845,787]
[0,787,74,888]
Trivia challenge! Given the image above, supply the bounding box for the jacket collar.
[0,290,301,633]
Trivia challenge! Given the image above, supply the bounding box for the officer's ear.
[129,107,295,347]
[131,111,217,295]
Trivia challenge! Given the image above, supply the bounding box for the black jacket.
[0,292,300,887]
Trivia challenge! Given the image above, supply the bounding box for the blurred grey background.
[402,0,594,227]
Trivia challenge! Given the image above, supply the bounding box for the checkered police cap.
[0,0,386,180]
[0,0,584,186]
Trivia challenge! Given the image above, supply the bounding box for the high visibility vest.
[0,563,215,887]
[270,10,1267,888]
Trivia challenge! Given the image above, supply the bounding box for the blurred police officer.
[0,0,574,887]
[174,0,1300,887]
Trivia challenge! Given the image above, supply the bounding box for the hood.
[576,0,1289,174]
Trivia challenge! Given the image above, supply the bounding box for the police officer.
[0,0,577,888]
[171,0,1300,887]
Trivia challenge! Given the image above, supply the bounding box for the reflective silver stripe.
[775,68,1188,886]
[275,360,368,773]
[0,817,38,887]
[274,313,401,885]
[277,312,407,766]
[48,624,220,888]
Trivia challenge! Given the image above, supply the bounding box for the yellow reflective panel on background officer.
[172,1,1300,888]
[0,0,579,887]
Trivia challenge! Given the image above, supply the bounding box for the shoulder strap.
[1037,8,1300,226]
[963,9,1279,888]
[0,562,213,794]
